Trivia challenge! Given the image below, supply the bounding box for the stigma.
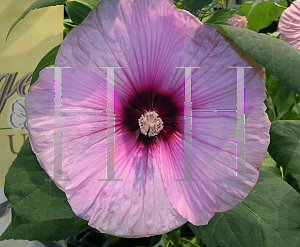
[138,111,163,137]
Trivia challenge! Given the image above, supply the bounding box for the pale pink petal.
[25,65,108,190]
[65,139,186,237]
[279,0,300,49]
[55,0,200,96]
[225,14,248,28]
[158,26,270,225]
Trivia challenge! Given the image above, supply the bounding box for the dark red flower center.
[121,89,183,146]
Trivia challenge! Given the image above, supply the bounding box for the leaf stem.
[165,239,170,247]
[181,237,201,247]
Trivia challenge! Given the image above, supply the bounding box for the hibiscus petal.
[158,26,270,225]
[278,0,300,49]
[65,138,187,237]
[55,0,200,97]
[25,65,108,190]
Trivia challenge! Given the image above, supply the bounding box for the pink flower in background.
[278,0,300,49]
[225,14,248,28]
[25,0,270,237]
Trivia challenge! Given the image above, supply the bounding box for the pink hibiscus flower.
[278,0,300,49]
[25,0,270,237]
[225,14,248,28]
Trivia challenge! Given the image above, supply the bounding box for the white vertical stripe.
[176,67,199,181]
[106,67,115,180]
[54,67,63,182]
[230,67,252,180]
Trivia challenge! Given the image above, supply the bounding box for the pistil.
[138,111,163,137]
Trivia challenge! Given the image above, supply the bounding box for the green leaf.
[183,0,214,11]
[284,173,300,194]
[148,235,162,247]
[246,0,264,18]
[268,120,300,175]
[66,1,94,25]
[218,25,300,96]
[181,236,203,247]
[30,44,61,86]
[174,0,185,10]
[63,19,77,38]
[262,152,276,167]
[74,0,100,9]
[189,170,300,247]
[260,152,282,178]
[237,1,254,16]
[247,0,287,31]
[0,217,87,241]
[265,70,300,122]
[169,229,184,247]
[2,138,88,240]
[106,235,120,246]
[204,9,236,25]
[6,0,66,41]
[5,138,77,222]
[205,23,232,39]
